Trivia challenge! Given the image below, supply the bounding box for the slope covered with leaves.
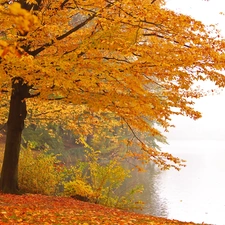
[0,194,208,225]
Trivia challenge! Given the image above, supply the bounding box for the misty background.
[165,0,225,141]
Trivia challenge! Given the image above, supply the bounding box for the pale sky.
[166,0,225,29]
[164,0,225,140]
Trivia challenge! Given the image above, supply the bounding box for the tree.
[0,0,225,193]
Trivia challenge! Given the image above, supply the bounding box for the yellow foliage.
[63,144,144,210]
[64,180,94,199]
[0,2,38,58]
[26,0,38,5]
[8,2,38,34]
[1,0,225,170]
[18,149,62,195]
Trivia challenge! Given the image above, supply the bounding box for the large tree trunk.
[0,77,29,194]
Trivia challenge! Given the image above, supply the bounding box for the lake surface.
[139,140,225,225]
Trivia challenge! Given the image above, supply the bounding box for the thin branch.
[102,56,131,64]
[121,116,159,161]
[143,33,191,48]
[29,1,114,57]
[29,109,62,117]
[0,89,8,93]
[142,74,165,89]
[121,117,143,144]
[29,13,96,56]
[151,0,157,4]
[48,96,67,100]
[60,0,69,9]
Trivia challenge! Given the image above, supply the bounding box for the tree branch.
[28,12,96,56]
[0,89,8,93]
[143,33,191,48]
[121,117,143,144]
[60,0,69,9]
[151,0,157,4]
[28,1,116,56]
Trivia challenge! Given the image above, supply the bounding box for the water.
[140,140,225,225]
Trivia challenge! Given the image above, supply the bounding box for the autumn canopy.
[0,0,225,193]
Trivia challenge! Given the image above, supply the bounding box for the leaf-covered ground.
[0,194,208,224]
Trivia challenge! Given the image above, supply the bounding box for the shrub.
[18,149,63,195]
[63,142,144,210]
[18,145,144,210]
[64,180,95,201]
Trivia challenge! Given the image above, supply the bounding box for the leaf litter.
[0,194,210,224]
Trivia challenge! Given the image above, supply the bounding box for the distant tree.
[0,0,225,193]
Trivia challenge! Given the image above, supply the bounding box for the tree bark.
[0,77,29,194]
